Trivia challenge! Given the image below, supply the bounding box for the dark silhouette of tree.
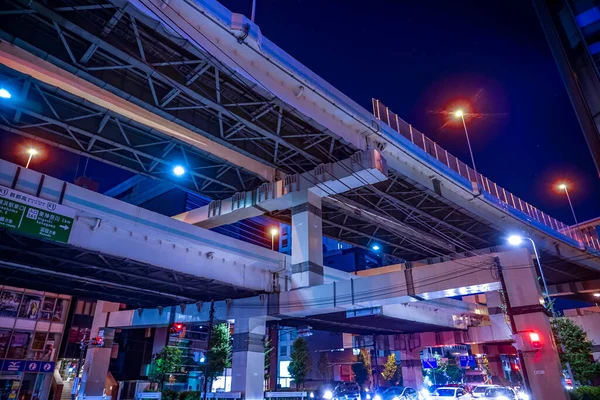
[289,337,312,388]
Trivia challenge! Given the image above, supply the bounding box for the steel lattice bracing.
[0,68,261,197]
[0,0,500,260]
[0,229,257,307]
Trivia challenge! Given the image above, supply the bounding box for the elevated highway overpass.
[0,0,599,276]
[0,158,287,305]
[0,1,598,399]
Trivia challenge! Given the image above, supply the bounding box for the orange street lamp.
[454,109,478,177]
[270,227,279,251]
[25,148,38,169]
[557,182,578,225]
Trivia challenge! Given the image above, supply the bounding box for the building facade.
[534,0,600,175]
[0,285,70,400]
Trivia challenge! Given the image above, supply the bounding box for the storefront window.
[7,331,31,359]
[0,377,22,400]
[28,333,47,360]
[18,295,42,320]
[53,299,68,322]
[0,329,10,358]
[44,333,59,361]
[40,297,56,321]
[0,291,23,317]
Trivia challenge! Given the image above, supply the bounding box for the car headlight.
[310,394,314,399]
[324,391,333,400]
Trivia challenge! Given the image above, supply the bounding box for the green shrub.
[179,391,201,400]
[161,389,180,400]
[570,386,600,400]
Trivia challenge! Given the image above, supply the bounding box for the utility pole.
[202,300,215,400]
[372,335,379,390]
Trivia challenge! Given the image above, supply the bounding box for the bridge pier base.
[291,190,324,288]
[231,316,266,400]
[400,347,423,390]
[78,301,120,398]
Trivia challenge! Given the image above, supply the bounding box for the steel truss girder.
[0,0,350,174]
[0,70,261,197]
[0,0,502,260]
[0,229,256,307]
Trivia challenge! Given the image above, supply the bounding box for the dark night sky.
[1,0,599,225]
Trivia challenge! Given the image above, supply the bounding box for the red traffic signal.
[529,332,542,349]
[169,323,185,335]
[91,336,104,347]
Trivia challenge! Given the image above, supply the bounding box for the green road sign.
[0,185,75,244]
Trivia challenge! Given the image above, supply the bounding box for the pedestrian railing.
[373,99,600,252]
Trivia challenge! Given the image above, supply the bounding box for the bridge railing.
[373,99,600,252]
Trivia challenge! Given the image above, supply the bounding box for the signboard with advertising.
[1,360,55,373]
[0,185,75,244]
[1,360,25,372]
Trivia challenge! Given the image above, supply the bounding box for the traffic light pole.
[72,340,86,400]
[202,300,215,400]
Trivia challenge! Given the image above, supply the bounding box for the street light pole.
[522,237,551,308]
[270,227,279,251]
[559,184,578,225]
[455,110,478,177]
[25,148,38,169]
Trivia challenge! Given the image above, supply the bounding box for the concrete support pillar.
[400,348,423,390]
[291,190,324,288]
[78,301,120,397]
[152,327,169,354]
[499,250,567,400]
[232,316,266,400]
[483,344,506,383]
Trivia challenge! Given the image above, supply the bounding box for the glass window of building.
[0,329,10,358]
[40,297,56,321]
[0,291,23,317]
[290,330,298,341]
[18,294,42,320]
[29,333,47,360]
[7,331,31,359]
[53,298,68,322]
[279,345,288,357]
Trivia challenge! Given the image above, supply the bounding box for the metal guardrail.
[373,99,600,252]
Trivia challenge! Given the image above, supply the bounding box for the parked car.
[333,382,362,400]
[471,385,500,398]
[311,382,344,400]
[374,386,420,400]
[426,387,470,399]
[480,387,518,400]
